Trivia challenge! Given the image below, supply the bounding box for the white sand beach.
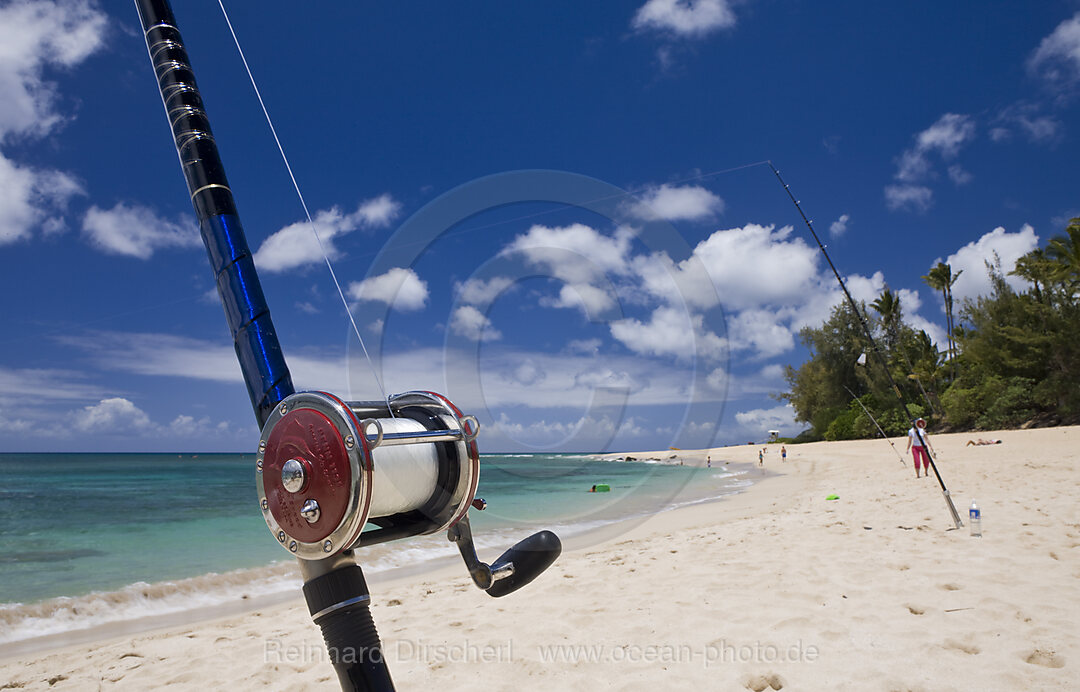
[2,426,1079,690]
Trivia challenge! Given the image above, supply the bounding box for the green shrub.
[976,376,1036,429]
[851,410,876,438]
[941,376,1036,430]
[878,404,924,436]
[941,383,979,428]
[824,407,859,441]
[791,428,821,443]
[842,398,923,439]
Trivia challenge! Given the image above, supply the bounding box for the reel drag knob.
[257,397,368,558]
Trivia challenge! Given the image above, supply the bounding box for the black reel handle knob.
[485,530,562,598]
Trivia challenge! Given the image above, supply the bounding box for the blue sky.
[1,0,1078,453]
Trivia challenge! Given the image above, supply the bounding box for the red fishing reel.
[257,389,561,599]
[256,390,480,560]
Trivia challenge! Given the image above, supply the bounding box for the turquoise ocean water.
[0,452,749,646]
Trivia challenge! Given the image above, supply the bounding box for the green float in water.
[590,484,611,493]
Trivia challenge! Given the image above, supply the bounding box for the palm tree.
[1046,221,1080,301]
[1011,247,1054,304]
[871,287,938,414]
[870,287,903,351]
[910,329,943,412]
[922,262,962,379]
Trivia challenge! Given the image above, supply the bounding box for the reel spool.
[257,390,480,559]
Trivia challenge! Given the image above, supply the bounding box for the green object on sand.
[826,494,839,501]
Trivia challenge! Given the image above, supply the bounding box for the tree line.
[780,219,1080,441]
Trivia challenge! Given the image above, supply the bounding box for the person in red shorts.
[905,418,934,478]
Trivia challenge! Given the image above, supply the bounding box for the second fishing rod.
[769,163,963,530]
[842,385,906,466]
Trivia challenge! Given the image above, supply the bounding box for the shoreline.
[3,428,1079,689]
[0,444,782,674]
[0,454,757,660]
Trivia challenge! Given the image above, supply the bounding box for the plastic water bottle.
[969,500,982,538]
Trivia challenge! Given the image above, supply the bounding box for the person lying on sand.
[966,438,1003,446]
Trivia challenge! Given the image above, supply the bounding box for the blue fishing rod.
[769,163,963,529]
[135,2,560,689]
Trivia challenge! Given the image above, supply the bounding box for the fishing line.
[216,0,392,412]
[769,162,963,529]
[842,385,906,465]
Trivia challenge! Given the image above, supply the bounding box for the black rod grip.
[303,565,396,692]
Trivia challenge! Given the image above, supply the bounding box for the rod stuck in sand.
[769,163,963,530]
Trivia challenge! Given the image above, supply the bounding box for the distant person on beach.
[758,449,763,466]
[966,438,1002,446]
[781,446,787,462]
[707,455,711,468]
[905,418,934,478]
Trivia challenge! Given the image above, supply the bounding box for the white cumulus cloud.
[886,113,975,212]
[829,214,850,237]
[914,113,976,157]
[947,165,973,185]
[610,306,726,361]
[503,223,635,284]
[991,102,1062,145]
[566,338,602,355]
[507,359,547,387]
[348,267,429,312]
[734,404,797,434]
[941,224,1040,304]
[632,0,737,38]
[71,397,152,433]
[168,414,230,438]
[1028,13,1080,87]
[627,183,724,221]
[573,368,641,393]
[254,194,401,272]
[489,216,984,370]
[450,305,502,341]
[726,308,794,358]
[454,276,515,305]
[542,283,618,317]
[656,223,820,311]
[82,203,200,259]
[60,396,242,442]
[0,157,83,243]
[884,184,934,213]
[0,0,106,140]
[0,0,104,245]
[497,220,909,364]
